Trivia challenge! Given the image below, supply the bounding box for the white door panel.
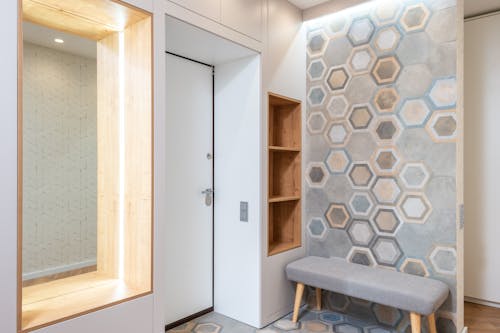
[165,54,213,324]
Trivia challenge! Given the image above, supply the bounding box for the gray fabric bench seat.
[286,256,450,333]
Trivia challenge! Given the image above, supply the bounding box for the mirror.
[22,21,98,287]
[19,1,152,331]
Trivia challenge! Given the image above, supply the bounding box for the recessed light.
[54,38,64,44]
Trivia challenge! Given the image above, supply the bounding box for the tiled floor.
[167,307,405,333]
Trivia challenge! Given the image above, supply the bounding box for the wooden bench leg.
[316,288,321,310]
[410,312,421,333]
[428,313,437,333]
[292,283,304,323]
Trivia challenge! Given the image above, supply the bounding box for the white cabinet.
[170,0,221,22]
[221,0,263,41]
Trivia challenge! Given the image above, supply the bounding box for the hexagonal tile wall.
[348,219,375,246]
[372,206,401,234]
[349,193,374,217]
[348,163,375,188]
[372,1,401,26]
[328,14,349,38]
[308,85,327,107]
[326,121,351,147]
[326,149,352,174]
[308,58,327,81]
[348,104,374,130]
[398,193,432,223]
[428,77,457,108]
[306,162,329,188]
[372,236,403,266]
[326,203,351,229]
[372,177,402,204]
[373,87,400,113]
[307,218,328,240]
[371,147,401,175]
[372,304,403,327]
[347,17,375,46]
[372,56,401,85]
[307,112,328,134]
[429,246,457,275]
[400,3,431,33]
[194,323,222,333]
[374,116,402,143]
[308,30,328,56]
[398,98,431,127]
[426,110,457,142]
[327,66,351,92]
[401,258,429,277]
[348,247,376,266]
[327,95,350,119]
[348,45,376,75]
[400,162,430,189]
[373,26,401,55]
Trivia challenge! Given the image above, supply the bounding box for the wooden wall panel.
[123,17,152,292]
[96,32,120,279]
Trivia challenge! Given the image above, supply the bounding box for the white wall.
[0,0,19,331]
[214,55,262,327]
[260,0,307,326]
[464,12,500,305]
[23,43,97,280]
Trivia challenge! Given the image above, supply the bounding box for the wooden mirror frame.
[17,1,153,331]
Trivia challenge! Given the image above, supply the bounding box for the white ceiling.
[23,22,96,59]
[287,0,329,10]
[288,0,500,18]
[465,0,500,18]
[165,15,257,66]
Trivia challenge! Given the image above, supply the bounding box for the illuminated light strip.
[118,30,125,281]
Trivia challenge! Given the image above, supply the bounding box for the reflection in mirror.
[22,22,98,287]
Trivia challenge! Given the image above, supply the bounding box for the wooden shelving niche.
[268,93,302,256]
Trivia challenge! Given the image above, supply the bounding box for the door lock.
[202,188,213,206]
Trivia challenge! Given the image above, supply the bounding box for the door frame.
[164,51,215,331]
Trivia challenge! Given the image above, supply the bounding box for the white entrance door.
[165,53,214,325]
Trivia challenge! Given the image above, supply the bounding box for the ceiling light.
[54,38,64,44]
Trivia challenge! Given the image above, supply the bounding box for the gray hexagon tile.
[327,95,350,119]
[194,323,221,333]
[326,149,352,174]
[400,3,431,33]
[371,303,403,327]
[334,323,363,333]
[426,110,457,142]
[307,218,328,240]
[307,112,328,134]
[347,18,375,46]
[429,246,457,275]
[347,219,375,246]
[348,45,376,75]
[401,258,429,277]
[348,247,376,266]
[308,30,328,56]
[398,99,431,128]
[306,162,330,188]
[349,193,374,217]
[373,26,401,55]
[325,121,351,147]
[308,85,327,106]
[400,162,430,189]
[398,193,432,223]
[308,58,327,81]
[372,206,401,235]
[428,77,457,109]
[372,236,403,266]
[348,104,374,130]
[371,147,401,175]
[372,56,401,85]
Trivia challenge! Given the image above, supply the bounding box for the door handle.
[202,188,213,206]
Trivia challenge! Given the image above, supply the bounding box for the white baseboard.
[23,259,97,281]
[465,296,500,309]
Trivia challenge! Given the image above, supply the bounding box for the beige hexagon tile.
[374,87,400,113]
[370,146,401,175]
[399,99,431,127]
[426,110,457,142]
[326,203,351,229]
[372,56,401,85]
[400,3,431,33]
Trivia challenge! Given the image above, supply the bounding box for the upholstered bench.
[286,256,449,333]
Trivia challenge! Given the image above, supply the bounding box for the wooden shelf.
[269,145,301,152]
[269,195,301,203]
[268,93,302,256]
[22,272,150,332]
